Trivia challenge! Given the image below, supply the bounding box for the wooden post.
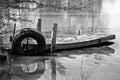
[37,19,42,32]
[13,23,16,38]
[77,29,80,36]
[50,23,57,53]
[11,23,16,43]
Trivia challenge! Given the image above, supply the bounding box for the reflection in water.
[21,63,38,73]
[0,45,116,80]
[55,46,114,58]
[51,46,114,80]
[11,56,46,80]
[51,58,56,80]
[0,56,58,80]
[0,56,46,80]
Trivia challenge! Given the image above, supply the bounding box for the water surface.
[1,0,120,80]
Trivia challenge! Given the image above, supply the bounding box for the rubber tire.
[11,28,46,56]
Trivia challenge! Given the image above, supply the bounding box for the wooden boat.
[28,34,115,52]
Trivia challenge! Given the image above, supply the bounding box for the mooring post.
[50,23,57,53]
[37,19,42,32]
[13,23,16,38]
[77,29,80,36]
[11,23,16,43]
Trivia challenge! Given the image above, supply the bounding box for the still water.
[0,41,118,80]
[0,33,119,80]
[1,0,120,80]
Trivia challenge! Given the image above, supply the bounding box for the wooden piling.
[37,19,42,32]
[13,23,16,38]
[11,23,16,43]
[77,29,80,36]
[50,23,57,53]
